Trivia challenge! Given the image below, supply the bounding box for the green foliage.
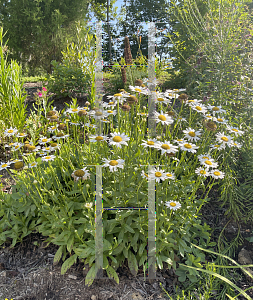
[46,23,95,101]
[0,27,28,132]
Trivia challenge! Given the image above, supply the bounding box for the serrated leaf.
[61,253,78,275]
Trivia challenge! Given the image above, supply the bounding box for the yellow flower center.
[188,100,194,103]
[144,173,149,177]
[170,202,176,207]
[166,173,172,177]
[157,98,164,102]
[107,110,113,113]
[232,129,238,132]
[19,133,25,136]
[206,115,212,119]
[42,139,48,142]
[95,136,104,141]
[147,141,154,145]
[112,136,122,143]
[212,107,220,111]
[72,108,79,112]
[14,162,24,170]
[29,146,36,151]
[31,162,36,166]
[184,144,192,149]
[45,147,50,150]
[195,106,202,111]
[214,171,220,176]
[200,170,206,174]
[15,145,19,149]
[57,133,64,137]
[135,88,142,92]
[8,130,13,133]
[221,136,228,142]
[217,118,223,122]
[9,143,14,146]
[214,145,219,148]
[178,139,183,142]
[155,172,162,177]
[234,143,237,146]
[114,93,122,97]
[95,111,103,116]
[74,170,85,177]
[158,115,166,121]
[109,101,114,105]
[2,164,8,168]
[109,160,118,166]
[203,156,209,159]
[188,131,195,137]
[45,156,51,160]
[51,143,57,147]
[205,160,212,165]
[162,144,170,150]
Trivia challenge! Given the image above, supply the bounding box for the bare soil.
[0,82,252,300]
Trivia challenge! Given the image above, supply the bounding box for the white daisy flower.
[47,125,58,133]
[186,99,202,106]
[154,110,174,126]
[207,105,226,115]
[102,158,125,172]
[69,121,81,126]
[141,138,159,149]
[148,168,167,183]
[140,170,149,180]
[71,167,91,182]
[66,107,81,114]
[105,109,117,117]
[11,143,24,151]
[85,202,93,209]
[216,132,233,145]
[154,92,172,104]
[165,200,181,211]
[29,162,38,168]
[226,126,244,137]
[195,167,210,177]
[200,159,219,169]
[137,112,149,117]
[191,103,208,114]
[0,161,12,170]
[52,133,69,140]
[41,146,54,153]
[4,127,18,137]
[213,116,228,124]
[164,92,179,99]
[108,132,130,148]
[102,101,117,109]
[4,142,17,149]
[89,109,108,120]
[177,116,187,123]
[37,150,47,156]
[85,122,97,129]
[173,138,187,144]
[28,145,41,152]
[165,172,176,180]
[101,118,110,123]
[209,169,225,179]
[50,142,61,150]
[129,85,148,95]
[89,134,108,143]
[198,154,213,162]
[210,143,226,150]
[38,136,52,145]
[155,141,179,155]
[41,155,56,162]
[179,142,199,153]
[16,132,28,138]
[204,114,214,121]
[229,141,242,149]
[183,127,202,142]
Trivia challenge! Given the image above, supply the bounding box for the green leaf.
[106,265,119,284]
[123,223,135,234]
[138,243,147,256]
[67,234,74,253]
[53,245,63,265]
[112,243,125,256]
[85,264,96,287]
[128,251,138,276]
[61,253,78,275]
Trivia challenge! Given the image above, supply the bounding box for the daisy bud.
[14,161,24,170]
[57,124,66,130]
[178,93,188,104]
[204,120,217,131]
[23,166,28,170]
[127,95,138,105]
[143,106,147,110]
[47,111,56,117]
[121,104,131,112]
[135,79,143,86]
[86,184,90,188]
[85,101,90,106]
[33,180,38,184]
[78,110,88,117]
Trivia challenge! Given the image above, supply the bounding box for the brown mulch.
[0,82,253,299]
